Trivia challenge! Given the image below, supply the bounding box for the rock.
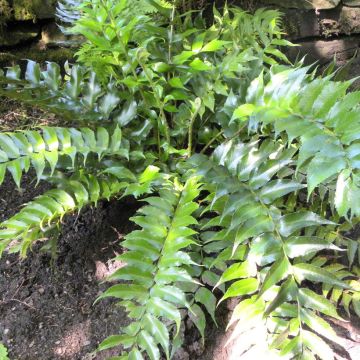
[261,0,341,9]
[340,6,360,34]
[286,37,360,65]
[343,0,360,6]
[38,287,45,294]
[0,23,40,47]
[40,23,83,49]
[282,9,320,39]
[14,0,56,21]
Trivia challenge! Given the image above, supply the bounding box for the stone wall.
[0,0,77,65]
[2,0,360,69]
[259,0,360,68]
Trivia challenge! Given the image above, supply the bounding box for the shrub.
[0,1,359,359]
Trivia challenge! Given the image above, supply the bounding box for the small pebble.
[4,328,10,335]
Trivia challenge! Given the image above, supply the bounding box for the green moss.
[0,0,12,22]
[12,0,56,21]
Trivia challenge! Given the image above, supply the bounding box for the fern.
[1,1,360,359]
[0,61,125,123]
[190,139,351,358]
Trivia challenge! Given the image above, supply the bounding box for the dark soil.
[0,173,138,360]
[0,173,223,360]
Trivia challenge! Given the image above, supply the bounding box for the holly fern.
[0,1,359,359]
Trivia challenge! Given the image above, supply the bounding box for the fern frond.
[190,139,351,359]
[0,172,122,257]
[56,0,82,28]
[0,61,129,124]
[97,177,203,359]
[0,165,161,257]
[233,66,360,218]
[0,125,127,187]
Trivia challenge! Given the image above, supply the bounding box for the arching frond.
[233,66,360,218]
[0,165,160,257]
[0,125,127,187]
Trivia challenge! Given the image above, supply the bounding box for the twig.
[6,298,37,310]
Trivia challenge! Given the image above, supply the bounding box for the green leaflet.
[284,236,343,258]
[220,278,259,303]
[258,256,290,297]
[279,212,334,238]
[293,263,350,289]
[195,287,217,324]
[264,277,298,316]
[0,343,9,360]
[298,288,342,319]
[302,330,335,360]
[98,335,134,351]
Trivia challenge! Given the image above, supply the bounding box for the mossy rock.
[0,0,56,22]
[0,24,39,46]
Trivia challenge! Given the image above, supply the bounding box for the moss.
[0,0,12,22]
[12,0,56,21]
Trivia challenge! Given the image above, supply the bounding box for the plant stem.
[187,102,201,157]
[168,1,176,63]
[200,130,224,154]
[137,58,171,145]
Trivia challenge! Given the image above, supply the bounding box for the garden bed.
[0,103,360,360]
